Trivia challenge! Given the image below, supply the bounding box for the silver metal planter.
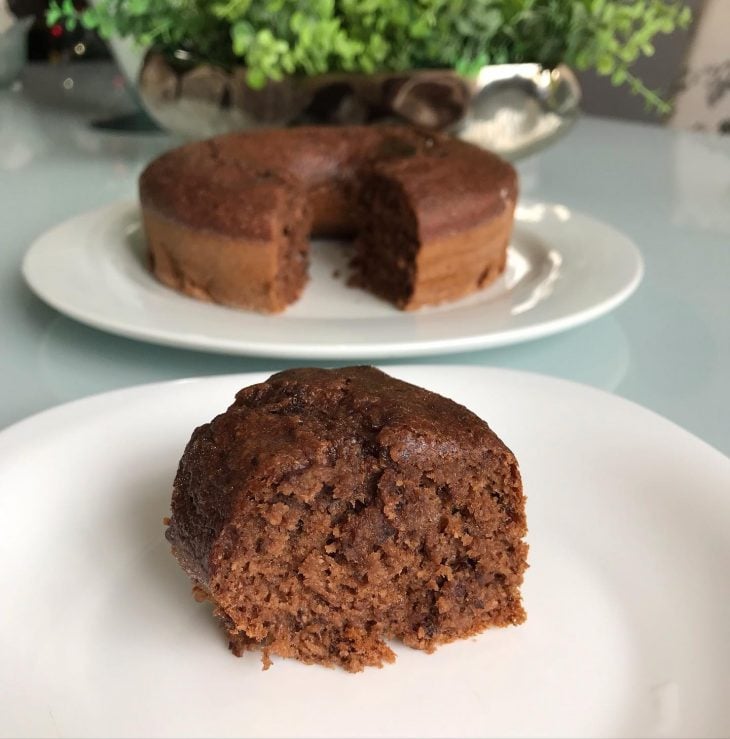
[138,53,581,160]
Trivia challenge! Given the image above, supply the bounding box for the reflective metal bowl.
[138,52,581,160]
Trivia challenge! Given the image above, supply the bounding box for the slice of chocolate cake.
[166,366,528,671]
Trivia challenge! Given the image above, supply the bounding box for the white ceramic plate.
[22,201,643,359]
[1,366,728,739]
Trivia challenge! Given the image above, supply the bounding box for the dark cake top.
[166,366,518,585]
[139,127,516,240]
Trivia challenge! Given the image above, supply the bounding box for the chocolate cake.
[139,127,517,313]
[166,366,528,671]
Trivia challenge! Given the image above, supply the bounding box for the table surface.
[1,63,729,455]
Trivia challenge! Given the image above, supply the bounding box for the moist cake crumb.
[165,366,528,671]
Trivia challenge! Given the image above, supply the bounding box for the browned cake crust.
[140,127,517,312]
[166,366,528,671]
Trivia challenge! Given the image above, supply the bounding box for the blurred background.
[5,0,728,133]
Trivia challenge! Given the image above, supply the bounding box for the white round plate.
[0,366,728,739]
[22,201,643,359]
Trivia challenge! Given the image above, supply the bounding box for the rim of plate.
[22,200,644,359]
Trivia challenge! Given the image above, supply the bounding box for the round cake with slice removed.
[139,126,517,313]
[165,366,528,671]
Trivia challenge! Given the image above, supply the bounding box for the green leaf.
[597,53,615,75]
[46,7,62,25]
[247,68,267,89]
[80,9,99,29]
[127,0,148,15]
[231,20,254,55]
[40,0,692,106]
[611,67,627,85]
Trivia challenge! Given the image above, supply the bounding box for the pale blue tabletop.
[1,63,728,454]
